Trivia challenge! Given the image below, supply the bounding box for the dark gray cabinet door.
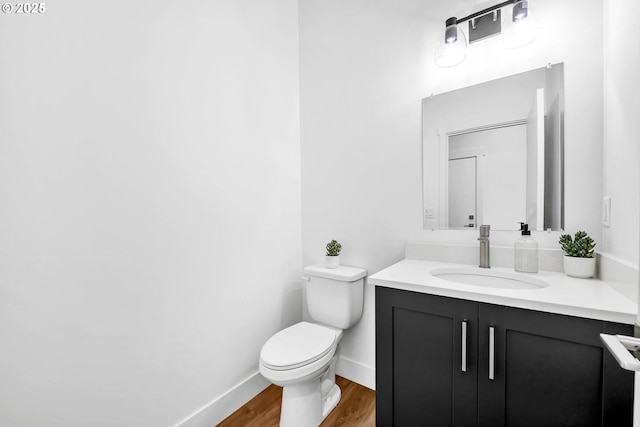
[376,287,634,427]
[376,287,478,427]
[477,303,634,427]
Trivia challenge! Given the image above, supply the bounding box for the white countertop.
[369,259,637,325]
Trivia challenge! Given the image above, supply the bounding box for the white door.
[448,156,476,228]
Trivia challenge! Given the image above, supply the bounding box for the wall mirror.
[422,63,564,231]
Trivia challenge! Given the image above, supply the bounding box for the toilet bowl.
[260,322,343,427]
[259,264,366,427]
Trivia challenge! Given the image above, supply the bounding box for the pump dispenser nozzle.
[518,222,531,235]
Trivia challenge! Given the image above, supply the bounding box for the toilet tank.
[303,264,367,330]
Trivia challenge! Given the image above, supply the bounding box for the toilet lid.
[260,322,338,371]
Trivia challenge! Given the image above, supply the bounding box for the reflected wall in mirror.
[422,63,564,231]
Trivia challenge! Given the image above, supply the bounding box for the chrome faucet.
[478,225,490,268]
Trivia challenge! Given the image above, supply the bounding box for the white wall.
[300,0,607,389]
[0,1,301,426]
[605,2,640,420]
[603,0,640,265]
[300,0,428,388]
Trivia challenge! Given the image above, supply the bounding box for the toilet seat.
[260,322,339,371]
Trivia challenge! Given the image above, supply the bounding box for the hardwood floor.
[216,376,375,427]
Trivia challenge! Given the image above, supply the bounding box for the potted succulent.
[325,239,342,269]
[558,231,596,278]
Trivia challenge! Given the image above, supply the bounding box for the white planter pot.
[325,255,340,269]
[563,256,596,278]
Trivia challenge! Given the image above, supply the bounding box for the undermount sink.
[430,268,548,290]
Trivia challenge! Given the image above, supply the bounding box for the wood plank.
[216,376,375,427]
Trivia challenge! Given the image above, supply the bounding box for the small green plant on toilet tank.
[559,231,596,278]
[325,239,342,269]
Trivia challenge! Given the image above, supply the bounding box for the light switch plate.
[602,197,611,227]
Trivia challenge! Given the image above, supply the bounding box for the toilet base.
[280,380,342,427]
[321,383,341,419]
[280,380,323,427]
[279,353,341,427]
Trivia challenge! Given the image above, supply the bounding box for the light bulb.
[435,17,467,68]
[502,0,540,49]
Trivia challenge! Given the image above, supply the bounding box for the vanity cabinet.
[376,287,634,427]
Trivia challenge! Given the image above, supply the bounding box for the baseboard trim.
[176,371,270,427]
[177,357,375,426]
[336,356,375,391]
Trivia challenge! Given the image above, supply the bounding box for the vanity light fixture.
[435,0,540,68]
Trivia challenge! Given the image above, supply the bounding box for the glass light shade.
[501,1,540,49]
[435,22,467,68]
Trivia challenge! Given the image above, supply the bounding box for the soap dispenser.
[514,222,538,273]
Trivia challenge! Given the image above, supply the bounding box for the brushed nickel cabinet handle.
[462,320,467,373]
[489,326,495,380]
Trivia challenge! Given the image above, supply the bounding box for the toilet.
[259,264,367,427]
